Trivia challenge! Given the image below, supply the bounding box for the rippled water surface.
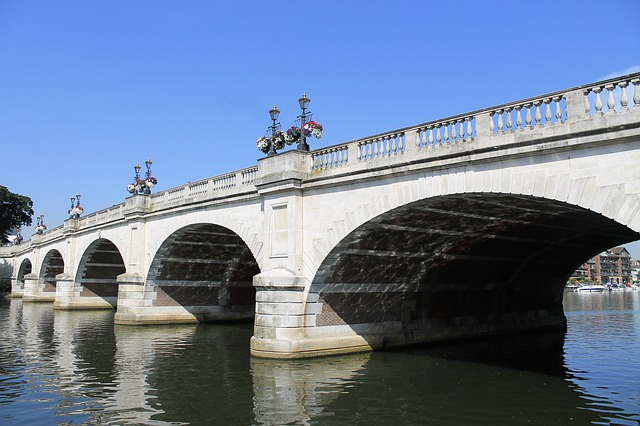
[0,291,639,425]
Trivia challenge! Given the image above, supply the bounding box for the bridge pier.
[21,272,56,302]
[9,278,24,298]
[53,273,114,310]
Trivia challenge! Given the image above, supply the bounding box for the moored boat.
[576,284,606,293]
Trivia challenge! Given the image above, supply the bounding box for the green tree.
[0,186,33,243]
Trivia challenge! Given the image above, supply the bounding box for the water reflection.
[251,354,369,425]
[1,295,639,424]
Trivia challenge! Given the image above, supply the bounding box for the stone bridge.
[2,72,640,358]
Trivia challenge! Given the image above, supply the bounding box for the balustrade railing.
[308,72,640,174]
[311,145,349,170]
[150,166,258,210]
[357,132,405,160]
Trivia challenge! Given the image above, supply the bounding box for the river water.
[0,291,639,425]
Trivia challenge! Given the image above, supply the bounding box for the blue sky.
[1,0,640,256]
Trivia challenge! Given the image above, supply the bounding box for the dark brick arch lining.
[76,239,125,299]
[311,193,640,329]
[147,224,259,309]
[17,259,32,282]
[40,250,64,292]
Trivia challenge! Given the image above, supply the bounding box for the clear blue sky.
[2,1,640,256]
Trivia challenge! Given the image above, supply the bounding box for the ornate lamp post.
[134,163,142,182]
[297,93,311,151]
[144,158,153,194]
[127,159,157,195]
[255,93,323,156]
[267,105,281,156]
[69,193,83,218]
[35,215,47,234]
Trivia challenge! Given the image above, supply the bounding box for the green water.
[0,291,639,425]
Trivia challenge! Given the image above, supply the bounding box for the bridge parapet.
[150,166,259,211]
[307,72,640,176]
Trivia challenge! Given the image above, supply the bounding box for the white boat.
[576,285,606,292]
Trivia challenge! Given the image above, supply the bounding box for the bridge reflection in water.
[2,295,639,425]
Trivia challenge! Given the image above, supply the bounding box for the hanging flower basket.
[146,176,158,188]
[285,126,301,145]
[35,224,47,234]
[303,121,323,139]
[256,136,270,154]
[272,131,286,150]
[69,206,84,217]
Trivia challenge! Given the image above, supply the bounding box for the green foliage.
[0,186,33,243]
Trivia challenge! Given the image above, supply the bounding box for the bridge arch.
[11,258,32,296]
[40,249,64,294]
[143,222,260,322]
[74,238,126,307]
[306,162,640,281]
[306,191,640,349]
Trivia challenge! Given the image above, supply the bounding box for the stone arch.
[40,249,64,294]
[307,168,640,281]
[145,209,265,273]
[17,258,32,282]
[307,192,640,349]
[75,238,126,307]
[145,223,260,322]
[10,258,32,296]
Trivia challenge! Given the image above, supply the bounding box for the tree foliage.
[0,186,34,243]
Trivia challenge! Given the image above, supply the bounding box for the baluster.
[466,117,473,140]
[428,126,434,147]
[593,87,604,116]
[505,108,513,133]
[619,82,629,111]
[436,124,442,145]
[554,96,563,123]
[534,100,542,127]
[416,130,423,149]
[583,89,591,116]
[459,119,466,141]
[357,142,363,160]
[544,98,552,126]
[605,84,616,114]
[497,110,504,134]
[633,79,640,109]
[450,121,456,142]
[525,104,533,129]
[489,113,495,135]
[443,123,449,144]
[515,106,522,131]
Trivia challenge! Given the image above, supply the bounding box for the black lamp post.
[268,104,281,156]
[134,163,142,182]
[144,158,153,194]
[297,93,311,151]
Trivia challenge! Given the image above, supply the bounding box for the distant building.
[570,247,632,285]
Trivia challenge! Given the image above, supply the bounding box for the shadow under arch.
[40,249,64,294]
[309,193,640,349]
[13,258,32,295]
[146,223,260,322]
[75,238,126,308]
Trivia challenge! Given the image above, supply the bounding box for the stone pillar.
[113,195,159,324]
[250,151,315,358]
[22,272,54,302]
[9,277,24,298]
[53,272,114,310]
